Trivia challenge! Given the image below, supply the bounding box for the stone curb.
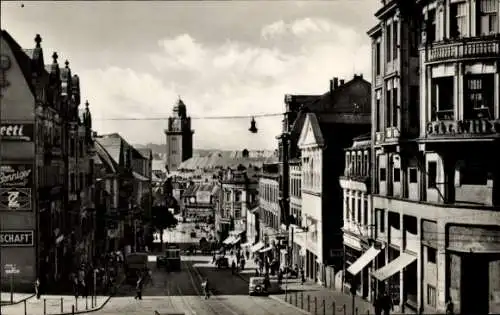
[269,295,310,315]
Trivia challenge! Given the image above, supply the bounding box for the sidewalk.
[0,274,125,315]
[0,292,34,305]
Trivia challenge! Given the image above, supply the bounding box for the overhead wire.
[95,112,284,121]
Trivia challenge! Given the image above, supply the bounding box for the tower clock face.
[190,197,195,203]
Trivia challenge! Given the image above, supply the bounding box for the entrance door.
[461,255,489,314]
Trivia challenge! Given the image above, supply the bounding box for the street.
[94,255,306,315]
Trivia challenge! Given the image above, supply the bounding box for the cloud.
[84,17,371,149]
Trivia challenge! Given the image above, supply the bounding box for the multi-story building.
[285,75,371,285]
[164,98,194,173]
[340,133,374,299]
[368,0,500,313]
[182,181,218,223]
[95,133,137,255]
[0,31,95,291]
[288,159,302,268]
[256,162,285,266]
[216,166,259,245]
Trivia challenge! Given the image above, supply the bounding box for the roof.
[183,182,217,197]
[96,133,129,165]
[177,152,274,171]
[137,148,153,160]
[94,139,117,173]
[298,113,325,148]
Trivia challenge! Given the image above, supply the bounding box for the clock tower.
[164,97,194,172]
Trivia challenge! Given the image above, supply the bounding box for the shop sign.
[0,188,32,211]
[0,164,33,188]
[0,231,34,246]
[0,124,34,141]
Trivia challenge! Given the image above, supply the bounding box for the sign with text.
[0,231,34,246]
[0,188,32,211]
[0,124,34,142]
[0,164,33,188]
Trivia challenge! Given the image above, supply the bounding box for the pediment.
[298,113,325,148]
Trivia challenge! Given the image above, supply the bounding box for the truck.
[125,252,148,284]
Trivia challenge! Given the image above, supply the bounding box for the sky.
[1,1,379,150]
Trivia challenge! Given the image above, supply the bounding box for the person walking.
[446,297,454,315]
[382,290,393,315]
[148,268,153,286]
[202,278,210,299]
[34,278,41,299]
[135,277,143,300]
[374,292,383,315]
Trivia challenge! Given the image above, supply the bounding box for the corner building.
[368,1,500,314]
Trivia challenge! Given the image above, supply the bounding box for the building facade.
[0,31,95,291]
[164,98,194,173]
[368,0,500,313]
[182,182,218,223]
[340,133,374,300]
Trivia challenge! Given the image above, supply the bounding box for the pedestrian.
[148,268,153,286]
[231,260,236,275]
[72,274,79,298]
[202,277,210,299]
[446,297,454,315]
[374,292,383,315]
[277,269,283,285]
[382,290,393,315]
[34,278,41,299]
[135,277,143,300]
[300,267,305,285]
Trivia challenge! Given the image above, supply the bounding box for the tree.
[151,204,178,251]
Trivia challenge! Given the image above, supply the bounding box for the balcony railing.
[426,119,500,138]
[426,37,500,63]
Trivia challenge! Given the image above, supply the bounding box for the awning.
[240,242,252,248]
[347,246,381,276]
[133,172,149,181]
[231,237,241,245]
[372,253,417,281]
[260,246,273,253]
[251,242,265,252]
[223,236,235,245]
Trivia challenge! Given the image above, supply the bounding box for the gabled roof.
[96,133,128,165]
[94,140,117,174]
[298,113,325,149]
[137,148,153,160]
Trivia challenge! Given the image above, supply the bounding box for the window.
[479,0,498,35]
[465,74,495,119]
[450,1,467,38]
[409,86,419,128]
[392,20,398,60]
[363,199,368,226]
[426,9,436,43]
[377,209,385,233]
[460,160,489,185]
[393,168,401,182]
[428,161,437,189]
[409,168,418,183]
[386,81,392,126]
[392,78,398,126]
[386,23,392,62]
[427,285,437,307]
[380,168,387,181]
[376,90,383,131]
[357,198,362,224]
[388,211,400,229]
[375,41,381,75]
[427,247,437,264]
[70,139,75,157]
[431,77,454,120]
[70,173,75,193]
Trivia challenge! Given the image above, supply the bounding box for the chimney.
[340,79,345,86]
[330,77,339,92]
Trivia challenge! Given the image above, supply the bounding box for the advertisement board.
[0,188,32,211]
[0,124,34,142]
[0,164,33,188]
[196,191,211,204]
[0,230,34,247]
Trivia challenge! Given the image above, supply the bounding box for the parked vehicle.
[248,276,281,295]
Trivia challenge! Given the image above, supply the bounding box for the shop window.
[380,167,387,181]
[427,161,437,189]
[409,168,418,183]
[431,77,454,120]
[427,247,437,264]
[427,284,437,307]
[464,74,494,120]
[393,168,401,183]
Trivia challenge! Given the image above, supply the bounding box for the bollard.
[323,299,326,315]
[86,296,89,310]
[301,292,304,309]
[72,305,75,315]
[24,300,27,315]
[307,295,310,312]
[343,304,346,315]
[44,298,46,315]
[61,297,63,313]
[314,296,317,314]
[332,302,336,315]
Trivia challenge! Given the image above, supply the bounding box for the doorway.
[461,255,488,314]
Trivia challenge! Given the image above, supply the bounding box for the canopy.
[372,253,417,281]
[347,246,381,276]
[223,236,235,245]
[259,246,273,253]
[251,242,265,252]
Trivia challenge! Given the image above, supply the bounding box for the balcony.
[426,119,500,140]
[425,36,500,63]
